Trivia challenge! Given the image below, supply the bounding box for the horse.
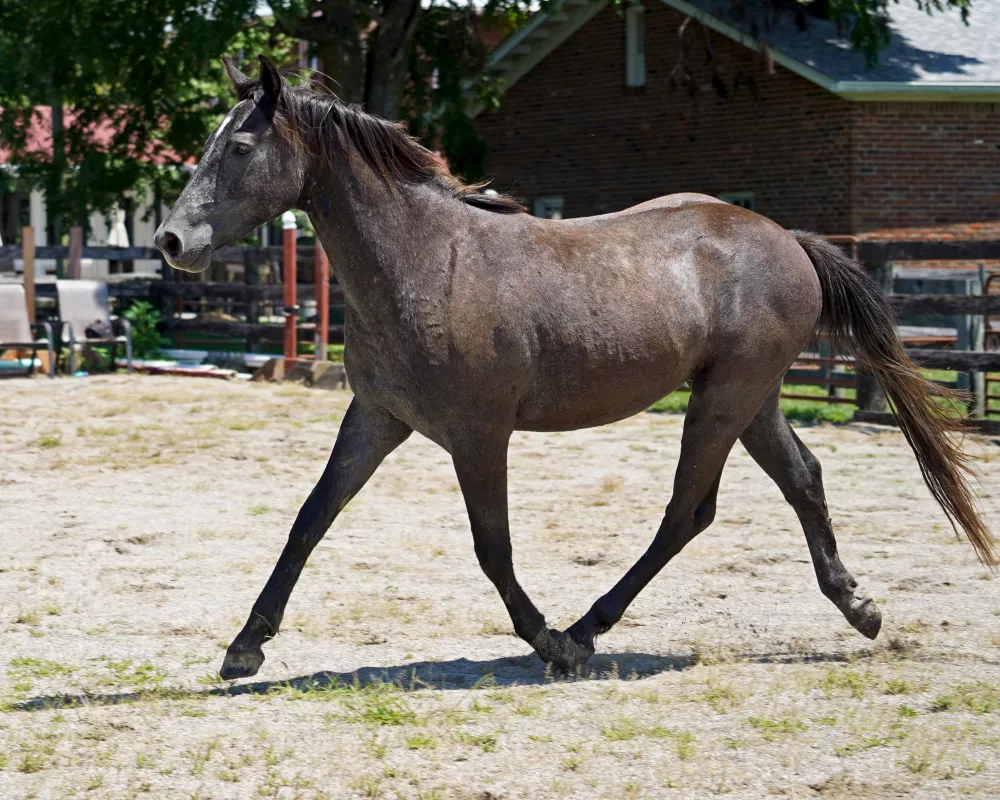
[155,56,994,680]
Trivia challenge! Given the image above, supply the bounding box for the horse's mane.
[237,72,525,214]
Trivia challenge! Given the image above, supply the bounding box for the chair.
[56,280,133,374]
[0,284,55,377]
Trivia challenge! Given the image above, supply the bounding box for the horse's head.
[155,56,305,272]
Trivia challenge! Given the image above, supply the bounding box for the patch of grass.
[602,719,642,741]
[822,668,876,699]
[342,682,418,726]
[249,504,273,516]
[931,682,1000,714]
[648,384,857,423]
[649,391,689,414]
[9,656,77,679]
[455,731,498,752]
[747,715,806,742]
[479,619,512,636]
[97,659,166,690]
[703,683,744,713]
[884,677,926,696]
[14,609,41,626]
[32,433,62,448]
[405,733,436,750]
[674,730,696,761]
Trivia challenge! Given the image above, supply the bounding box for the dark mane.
[237,73,525,214]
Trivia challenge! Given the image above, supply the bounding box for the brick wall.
[476,5,1000,236]
[477,4,853,233]
[850,102,1000,234]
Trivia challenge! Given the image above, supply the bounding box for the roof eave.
[834,82,1000,101]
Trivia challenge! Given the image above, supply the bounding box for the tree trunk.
[313,10,366,104]
[363,0,421,119]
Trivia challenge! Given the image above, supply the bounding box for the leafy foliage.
[123,301,168,359]
[0,1,293,230]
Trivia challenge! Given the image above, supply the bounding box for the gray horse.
[156,56,993,680]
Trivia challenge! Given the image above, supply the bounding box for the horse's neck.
[304,168,454,334]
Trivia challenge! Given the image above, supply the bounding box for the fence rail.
[3,241,998,424]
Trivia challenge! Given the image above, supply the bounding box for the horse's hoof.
[220,646,264,679]
[844,596,882,640]
[532,628,594,674]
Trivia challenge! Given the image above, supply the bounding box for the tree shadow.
[9,647,866,713]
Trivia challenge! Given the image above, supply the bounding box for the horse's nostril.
[162,232,182,259]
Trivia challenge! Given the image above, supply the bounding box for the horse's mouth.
[165,243,213,274]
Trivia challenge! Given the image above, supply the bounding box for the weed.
[747,716,806,742]
[704,683,744,713]
[822,668,875,699]
[33,433,62,448]
[249,505,272,516]
[600,474,624,493]
[17,751,46,773]
[602,719,641,741]
[674,731,696,760]
[455,731,498,752]
[406,733,436,750]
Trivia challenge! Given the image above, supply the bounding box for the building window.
[626,5,645,88]
[534,196,564,220]
[718,191,755,211]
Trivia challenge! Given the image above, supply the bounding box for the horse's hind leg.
[220,399,412,679]
[739,388,881,639]
[566,369,771,657]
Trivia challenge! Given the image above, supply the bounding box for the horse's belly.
[514,358,691,432]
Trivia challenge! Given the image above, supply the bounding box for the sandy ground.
[1,375,999,800]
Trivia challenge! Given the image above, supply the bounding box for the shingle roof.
[476,0,1000,112]
[681,0,1000,85]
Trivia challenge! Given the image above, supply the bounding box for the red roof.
[0,106,188,166]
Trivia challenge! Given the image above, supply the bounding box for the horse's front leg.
[453,436,592,672]
[220,399,411,679]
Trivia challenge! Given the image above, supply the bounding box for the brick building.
[474,0,1000,238]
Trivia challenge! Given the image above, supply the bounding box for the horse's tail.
[793,231,995,567]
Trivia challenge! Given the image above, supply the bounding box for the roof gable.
[478,0,1000,110]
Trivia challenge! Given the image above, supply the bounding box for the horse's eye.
[233,143,252,156]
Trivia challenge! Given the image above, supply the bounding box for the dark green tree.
[0,0,289,240]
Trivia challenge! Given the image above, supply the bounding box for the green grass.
[647,369,983,425]
[649,385,856,424]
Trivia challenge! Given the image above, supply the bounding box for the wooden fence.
[3,238,999,429]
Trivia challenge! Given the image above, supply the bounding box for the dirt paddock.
[1,375,999,799]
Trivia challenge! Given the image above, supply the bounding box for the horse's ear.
[258,55,284,106]
[222,57,253,100]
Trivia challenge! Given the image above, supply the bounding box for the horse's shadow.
[10,647,860,712]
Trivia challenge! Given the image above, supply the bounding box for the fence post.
[22,226,35,325]
[244,249,259,354]
[856,260,893,414]
[67,226,83,279]
[315,242,329,361]
[971,265,986,418]
[282,211,298,363]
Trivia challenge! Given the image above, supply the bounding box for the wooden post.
[67,226,83,279]
[22,226,35,325]
[971,265,987,419]
[281,211,298,363]
[856,260,893,414]
[315,242,329,361]
[244,249,259,354]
